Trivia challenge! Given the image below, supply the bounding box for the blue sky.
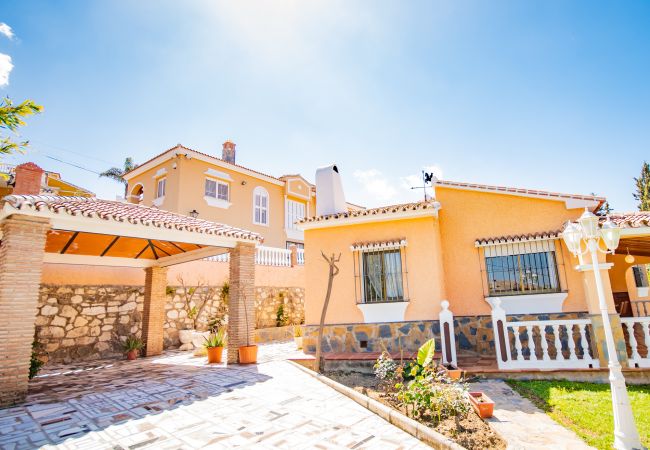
[1,1,649,211]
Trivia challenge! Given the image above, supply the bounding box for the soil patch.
[327,372,506,450]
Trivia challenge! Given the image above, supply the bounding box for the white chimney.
[315,164,347,216]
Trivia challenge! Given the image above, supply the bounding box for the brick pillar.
[0,215,50,406]
[289,244,298,267]
[13,162,44,195]
[227,242,256,364]
[142,266,168,357]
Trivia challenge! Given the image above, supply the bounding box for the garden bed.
[327,371,505,450]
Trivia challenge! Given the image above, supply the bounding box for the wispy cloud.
[0,54,13,87]
[0,23,14,40]
[353,168,398,203]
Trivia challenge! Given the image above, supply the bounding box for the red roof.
[3,195,262,242]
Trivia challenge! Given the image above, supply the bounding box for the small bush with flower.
[374,338,470,424]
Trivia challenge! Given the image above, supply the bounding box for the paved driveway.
[0,343,426,449]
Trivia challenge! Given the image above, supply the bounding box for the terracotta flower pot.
[126,349,138,360]
[206,346,223,364]
[294,336,303,350]
[469,391,495,419]
[238,345,258,364]
[444,366,462,380]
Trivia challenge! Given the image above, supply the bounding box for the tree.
[633,161,650,211]
[0,97,43,156]
[314,252,341,373]
[591,193,613,217]
[100,157,138,198]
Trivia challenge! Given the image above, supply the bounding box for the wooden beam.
[60,231,79,254]
[155,247,230,268]
[100,236,120,257]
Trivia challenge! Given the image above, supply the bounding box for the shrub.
[396,366,470,422]
[374,351,398,381]
[276,304,288,327]
[29,341,44,380]
[204,328,227,348]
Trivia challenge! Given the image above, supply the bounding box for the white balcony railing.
[204,245,303,267]
[632,300,650,317]
[621,317,650,368]
[491,298,599,370]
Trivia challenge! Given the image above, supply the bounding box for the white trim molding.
[153,168,168,178]
[152,196,164,207]
[357,301,409,323]
[204,168,233,181]
[298,208,438,230]
[285,227,304,241]
[203,195,232,209]
[485,292,568,315]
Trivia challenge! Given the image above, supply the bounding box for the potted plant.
[238,288,258,364]
[204,328,226,364]
[468,391,495,418]
[123,336,143,360]
[293,325,303,349]
[441,361,463,380]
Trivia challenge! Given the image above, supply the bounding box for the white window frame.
[155,178,166,199]
[205,178,229,201]
[253,186,270,226]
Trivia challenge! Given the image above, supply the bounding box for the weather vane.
[410,170,436,201]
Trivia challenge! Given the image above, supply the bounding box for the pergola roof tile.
[606,212,650,228]
[3,195,262,242]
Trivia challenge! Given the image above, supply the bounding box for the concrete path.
[0,343,426,449]
[470,380,594,450]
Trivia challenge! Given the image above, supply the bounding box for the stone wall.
[302,312,589,357]
[255,287,304,328]
[36,284,305,364]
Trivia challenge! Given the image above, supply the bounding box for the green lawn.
[506,380,650,450]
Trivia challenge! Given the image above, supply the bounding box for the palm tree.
[100,157,138,199]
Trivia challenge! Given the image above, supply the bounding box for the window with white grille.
[155,178,166,199]
[253,186,269,225]
[285,200,306,230]
[205,179,229,201]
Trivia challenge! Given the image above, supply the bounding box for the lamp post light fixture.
[561,209,642,450]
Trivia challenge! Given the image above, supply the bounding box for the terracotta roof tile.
[475,230,562,247]
[300,201,438,224]
[2,195,262,242]
[605,212,650,228]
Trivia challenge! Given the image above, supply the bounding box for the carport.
[0,195,261,406]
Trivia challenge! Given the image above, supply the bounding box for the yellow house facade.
[299,178,650,371]
[123,142,320,249]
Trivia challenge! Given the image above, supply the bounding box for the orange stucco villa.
[299,170,650,373]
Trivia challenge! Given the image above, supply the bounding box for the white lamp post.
[562,209,642,450]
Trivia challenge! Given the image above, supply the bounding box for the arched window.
[129,184,144,204]
[253,186,269,225]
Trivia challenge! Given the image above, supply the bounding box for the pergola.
[0,195,260,406]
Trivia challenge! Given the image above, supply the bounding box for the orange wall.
[126,156,315,248]
[303,216,446,325]
[435,187,590,316]
[608,253,650,302]
[41,260,305,288]
[302,187,598,325]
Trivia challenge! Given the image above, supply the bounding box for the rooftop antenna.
[410,170,435,201]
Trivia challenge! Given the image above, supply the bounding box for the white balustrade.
[296,249,305,265]
[621,317,650,368]
[491,299,598,370]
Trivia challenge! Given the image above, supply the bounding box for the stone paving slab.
[470,380,594,450]
[0,342,426,450]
